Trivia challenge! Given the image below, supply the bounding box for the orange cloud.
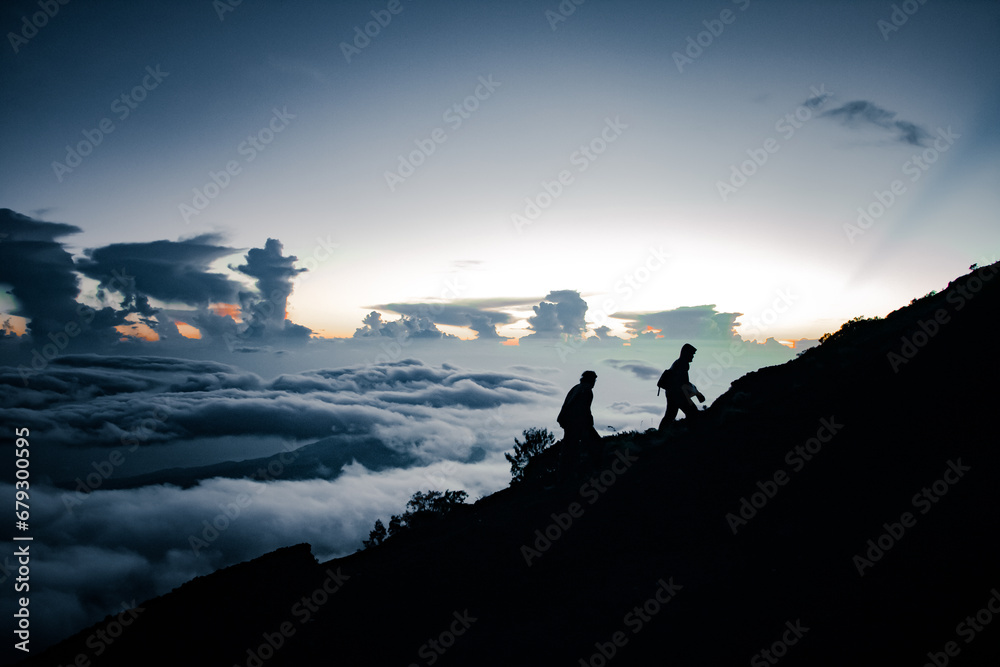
[115,322,159,342]
[175,321,203,340]
[212,303,241,320]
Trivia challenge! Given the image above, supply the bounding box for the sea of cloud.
[0,335,794,654]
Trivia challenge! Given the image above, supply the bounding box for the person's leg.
[658,398,679,431]
[678,395,700,421]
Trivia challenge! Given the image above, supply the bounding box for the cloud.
[588,325,626,344]
[0,209,132,349]
[1,355,558,487]
[76,233,241,307]
[523,290,588,340]
[0,352,564,654]
[232,238,310,341]
[353,311,456,340]
[603,359,661,380]
[2,452,513,652]
[375,302,514,340]
[614,305,741,341]
[0,209,90,342]
[819,100,931,146]
[608,401,661,416]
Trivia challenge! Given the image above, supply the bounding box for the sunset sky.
[2,0,997,346]
[2,1,999,657]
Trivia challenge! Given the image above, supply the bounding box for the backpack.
[656,369,672,396]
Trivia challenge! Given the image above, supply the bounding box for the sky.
[1,0,999,658]
[2,0,997,345]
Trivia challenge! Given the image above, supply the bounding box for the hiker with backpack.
[657,343,705,431]
[557,370,602,478]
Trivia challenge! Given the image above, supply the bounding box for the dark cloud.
[232,238,309,341]
[523,290,588,339]
[466,314,504,340]
[820,100,931,146]
[0,210,130,351]
[76,233,241,307]
[0,209,84,341]
[615,305,741,341]
[803,91,832,110]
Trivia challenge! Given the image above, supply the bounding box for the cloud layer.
[0,354,562,654]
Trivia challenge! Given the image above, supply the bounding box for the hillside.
[18,262,1000,666]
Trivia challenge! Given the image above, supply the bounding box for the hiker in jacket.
[659,343,705,430]
[557,370,601,476]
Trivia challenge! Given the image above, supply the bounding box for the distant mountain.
[20,262,1000,666]
[86,434,418,490]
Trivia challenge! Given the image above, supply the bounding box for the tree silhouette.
[362,519,386,549]
[505,427,555,484]
[362,489,469,549]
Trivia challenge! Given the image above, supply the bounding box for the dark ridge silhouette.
[83,434,417,490]
[17,262,1000,666]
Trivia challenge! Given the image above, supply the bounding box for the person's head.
[580,370,597,386]
[680,343,697,360]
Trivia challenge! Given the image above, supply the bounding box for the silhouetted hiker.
[658,343,705,431]
[557,370,601,478]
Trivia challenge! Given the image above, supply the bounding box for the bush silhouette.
[505,427,555,485]
[362,489,468,549]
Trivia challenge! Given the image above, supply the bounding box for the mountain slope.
[19,262,1000,666]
